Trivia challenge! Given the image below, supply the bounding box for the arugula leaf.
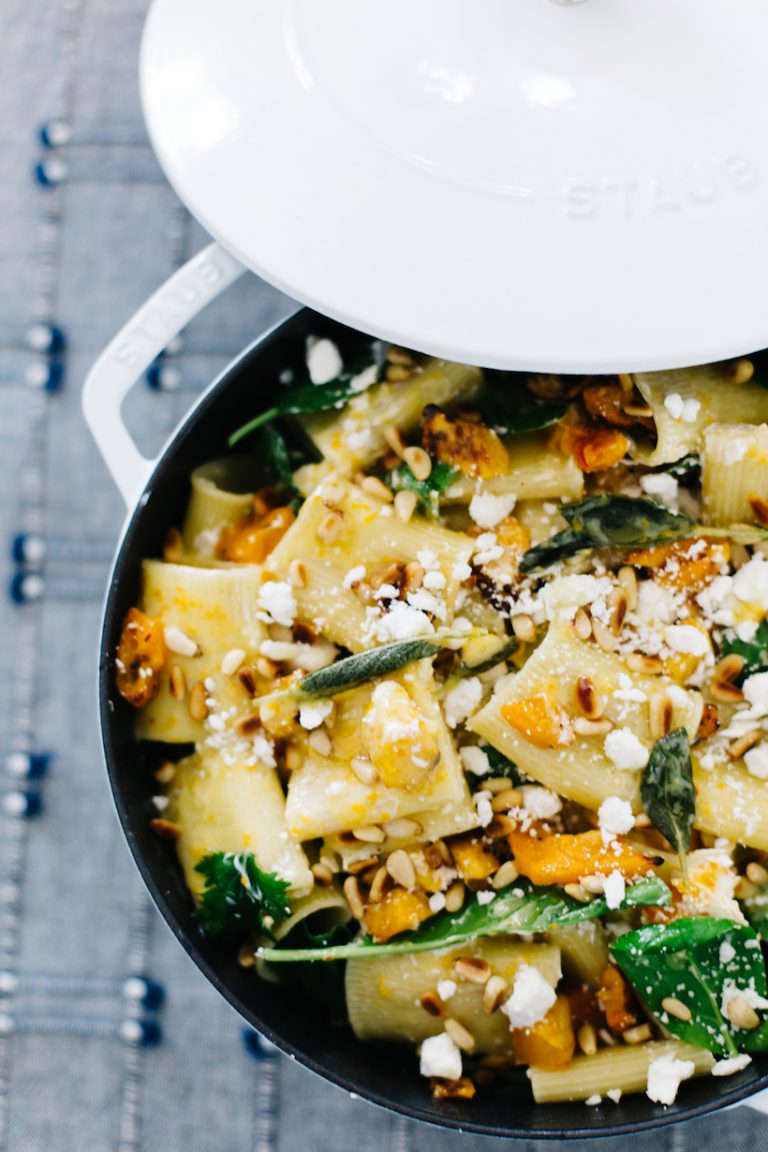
[259,873,670,963]
[722,617,768,680]
[641,729,695,876]
[389,461,457,518]
[299,638,442,697]
[743,887,768,941]
[611,918,768,1056]
[195,851,291,941]
[519,495,696,573]
[228,347,380,445]
[258,426,296,492]
[476,380,567,436]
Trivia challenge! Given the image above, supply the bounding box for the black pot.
[98,305,768,1139]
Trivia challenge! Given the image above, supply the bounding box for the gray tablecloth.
[1,1,767,1149]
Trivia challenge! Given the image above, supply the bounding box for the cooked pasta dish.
[115,337,768,1108]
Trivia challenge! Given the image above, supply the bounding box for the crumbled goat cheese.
[646,1055,696,1105]
[520,786,562,820]
[443,677,483,728]
[343,565,366,589]
[603,871,626,910]
[349,363,378,393]
[476,890,496,905]
[460,746,491,776]
[429,892,447,913]
[423,570,447,591]
[722,439,748,465]
[711,1054,752,1077]
[745,744,768,779]
[420,1032,462,1080]
[164,625,198,658]
[719,941,736,965]
[744,672,768,714]
[735,620,759,642]
[604,728,650,771]
[469,491,517,530]
[733,557,768,613]
[437,979,457,1001]
[373,602,435,642]
[606,1089,623,1103]
[666,685,690,711]
[666,624,710,657]
[663,394,700,423]
[640,473,679,508]
[541,575,612,622]
[474,791,494,828]
[452,561,472,582]
[696,575,735,627]
[299,699,334,730]
[501,965,557,1029]
[598,796,635,840]
[585,1095,602,1107]
[257,581,297,628]
[306,336,343,384]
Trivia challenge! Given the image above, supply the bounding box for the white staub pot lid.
[141,0,768,373]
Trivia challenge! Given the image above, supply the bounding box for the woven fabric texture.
[0,1,767,1149]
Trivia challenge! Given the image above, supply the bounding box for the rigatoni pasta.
[115,334,768,1110]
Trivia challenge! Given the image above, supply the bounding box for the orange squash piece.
[216,506,295,564]
[582,384,656,432]
[449,834,500,882]
[501,694,575,749]
[597,964,638,1032]
[363,887,432,943]
[421,405,509,478]
[626,537,730,594]
[115,608,166,708]
[513,995,576,1070]
[560,423,629,473]
[508,830,655,887]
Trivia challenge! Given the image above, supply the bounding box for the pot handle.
[82,242,246,508]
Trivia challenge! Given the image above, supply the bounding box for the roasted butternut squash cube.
[216,505,295,564]
[450,834,500,882]
[626,537,730,594]
[597,964,638,1032]
[421,406,509,479]
[362,681,440,791]
[508,830,655,887]
[560,423,629,473]
[363,887,432,942]
[501,694,575,750]
[115,608,166,708]
[513,995,575,1070]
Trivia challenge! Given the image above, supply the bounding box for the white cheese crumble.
[744,672,768,715]
[745,744,768,779]
[420,1032,462,1080]
[257,581,297,628]
[460,746,491,776]
[606,1088,623,1103]
[733,556,768,613]
[429,892,447,913]
[640,473,679,508]
[423,570,447,591]
[349,363,378,393]
[476,890,496,905]
[604,728,650,771]
[452,561,472,582]
[474,790,494,828]
[598,796,635,841]
[541,574,612,623]
[646,1054,696,1105]
[343,565,366,589]
[501,964,557,1030]
[711,1054,752,1077]
[603,871,626,910]
[443,677,483,728]
[469,491,517,530]
[372,602,435,643]
[306,336,343,384]
[437,979,457,1001]
[719,941,736,966]
[585,1094,602,1107]
[163,625,198,658]
[666,624,710,657]
[520,786,562,820]
[298,699,334,731]
[663,394,701,423]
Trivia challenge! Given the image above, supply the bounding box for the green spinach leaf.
[389,460,458,518]
[195,851,291,941]
[259,873,670,963]
[743,887,768,942]
[476,381,567,436]
[611,917,768,1056]
[667,454,701,479]
[722,618,768,681]
[641,729,695,876]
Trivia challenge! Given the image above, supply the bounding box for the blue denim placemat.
[1,1,767,1149]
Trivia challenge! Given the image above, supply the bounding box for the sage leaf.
[641,728,695,874]
[520,495,696,572]
[611,917,768,1056]
[299,637,443,698]
[259,873,670,963]
[389,460,457,518]
[722,617,768,681]
[476,379,567,436]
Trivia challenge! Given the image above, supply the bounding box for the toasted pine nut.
[444,1018,476,1052]
[578,1023,598,1056]
[618,373,635,392]
[343,876,365,920]
[749,495,768,529]
[487,814,516,839]
[512,614,536,643]
[386,363,412,383]
[383,817,423,839]
[435,839,454,866]
[361,475,395,503]
[188,681,208,722]
[383,426,406,457]
[311,862,334,887]
[576,676,604,720]
[351,756,379,785]
[591,617,616,652]
[445,881,465,913]
[580,875,606,895]
[164,625,199,658]
[730,358,755,385]
[729,730,762,760]
[491,788,522,813]
[316,511,343,543]
[746,862,768,886]
[403,446,432,481]
[564,883,590,903]
[394,489,418,523]
[724,995,760,1030]
[169,664,186,702]
[617,567,638,611]
[238,667,258,696]
[150,818,181,839]
[368,865,389,903]
[221,648,246,676]
[634,813,652,828]
[235,712,261,736]
[288,559,307,588]
[623,1024,652,1045]
[238,944,256,968]
[347,854,379,875]
[485,776,517,794]
[491,861,519,890]
[320,481,347,507]
[307,728,332,756]
[154,762,176,784]
[419,992,444,1018]
[626,652,663,674]
[573,609,592,641]
[609,588,628,636]
[352,824,386,844]
[649,693,673,741]
[402,561,424,593]
[387,346,417,367]
[453,957,491,984]
[284,744,302,772]
[483,975,509,1013]
[710,679,745,704]
[573,718,613,737]
[661,997,692,1022]
[255,657,277,680]
[386,849,416,889]
[163,527,184,562]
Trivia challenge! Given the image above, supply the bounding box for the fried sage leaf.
[612,918,768,1056]
[259,874,670,963]
[641,728,695,873]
